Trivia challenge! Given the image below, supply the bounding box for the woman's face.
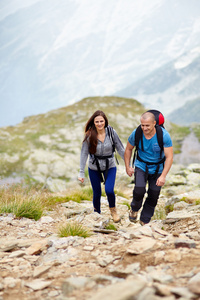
[94,115,105,132]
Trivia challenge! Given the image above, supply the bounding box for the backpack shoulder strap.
[135,125,143,151]
[107,125,120,164]
[155,125,164,157]
[107,125,115,153]
[132,125,143,167]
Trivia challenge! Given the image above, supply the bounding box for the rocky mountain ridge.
[116,48,200,117]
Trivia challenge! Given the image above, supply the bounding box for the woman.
[78,110,125,222]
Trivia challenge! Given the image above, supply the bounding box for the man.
[124,111,173,225]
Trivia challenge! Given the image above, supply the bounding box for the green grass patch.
[105,223,117,231]
[165,204,174,214]
[0,183,47,220]
[0,193,43,221]
[58,222,92,238]
[64,187,94,202]
[15,200,43,220]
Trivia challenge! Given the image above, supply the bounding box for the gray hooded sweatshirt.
[79,126,125,178]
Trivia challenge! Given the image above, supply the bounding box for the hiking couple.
[78,110,173,225]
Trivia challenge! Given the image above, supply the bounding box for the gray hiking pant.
[131,167,161,224]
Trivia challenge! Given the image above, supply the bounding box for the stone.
[153,283,172,296]
[174,239,196,249]
[26,239,52,255]
[9,250,26,258]
[187,163,200,173]
[39,216,55,224]
[108,263,140,278]
[166,175,187,186]
[97,255,115,267]
[88,278,147,300]
[154,251,165,264]
[127,238,156,255]
[173,201,189,210]
[0,241,18,252]
[33,265,51,278]
[62,277,91,296]
[164,249,182,263]
[25,279,52,291]
[83,246,94,251]
[151,225,169,237]
[188,272,200,294]
[150,272,174,284]
[166,210,198,221]
[170,286,195,299]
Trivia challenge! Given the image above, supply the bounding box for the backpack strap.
[107,125,119,164]
[107,125,115,153]
[135,125,143,150]
[132,125,143,167]
[92,154,113,183]
[155,125,164,158]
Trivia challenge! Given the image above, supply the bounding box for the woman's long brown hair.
[83,110,108,154]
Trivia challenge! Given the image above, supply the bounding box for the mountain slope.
[116,48,200,116]
[167,97,200,125]
[0,97,143,182]
[0,96,197,191]
[1,0,200,126]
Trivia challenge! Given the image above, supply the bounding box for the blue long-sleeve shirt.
[79,126,125,178]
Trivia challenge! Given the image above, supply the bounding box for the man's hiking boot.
[139,220,146,226]
[129,209,138,222]
[109,207,120,223]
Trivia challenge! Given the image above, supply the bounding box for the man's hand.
[156,175,165,186]
[156,146,173,186]
[126,166,134,177]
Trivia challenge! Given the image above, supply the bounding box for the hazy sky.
[1,0,200,127]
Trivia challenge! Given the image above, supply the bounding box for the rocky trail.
[1,164,200,300]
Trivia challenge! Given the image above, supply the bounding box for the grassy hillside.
[0,96,195,180]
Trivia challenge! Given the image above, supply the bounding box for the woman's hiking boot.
[109,207,120,223]
[129,209,138,222]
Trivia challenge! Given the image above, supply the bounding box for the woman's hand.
[126,166,134,177]
[78,177,84,183]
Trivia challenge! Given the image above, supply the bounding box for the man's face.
[141,117,156,136]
